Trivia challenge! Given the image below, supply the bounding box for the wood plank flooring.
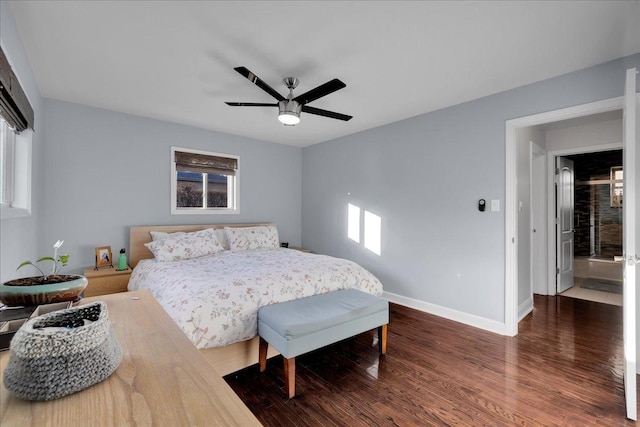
[224,295,637,426]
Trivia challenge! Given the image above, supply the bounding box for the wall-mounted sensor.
[478,199,486,212]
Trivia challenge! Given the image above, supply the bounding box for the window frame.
[170,146,239,215]
[610,166,623,208]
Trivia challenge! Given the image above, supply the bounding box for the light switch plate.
[491,199,500,212]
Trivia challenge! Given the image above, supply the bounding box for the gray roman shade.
[175,151,237,176]
[0,46,34,133]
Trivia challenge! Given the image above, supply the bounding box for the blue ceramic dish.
[0,275,88,306]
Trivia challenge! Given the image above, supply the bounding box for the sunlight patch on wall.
[347,201,382,256]
[348,203,360,243]
[364,210,381,256]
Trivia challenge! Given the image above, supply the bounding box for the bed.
[128,223,383,375]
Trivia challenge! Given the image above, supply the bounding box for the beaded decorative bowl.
[0,275,88,306]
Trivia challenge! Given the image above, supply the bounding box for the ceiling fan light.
[278,100,301,125]
[278,112,300,125]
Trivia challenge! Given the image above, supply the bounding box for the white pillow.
[151,229,230,249]
[145,228,225,262]
[224,226,279,251]
[150,231,186,241]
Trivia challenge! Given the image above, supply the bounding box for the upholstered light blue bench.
[258,288,389,398]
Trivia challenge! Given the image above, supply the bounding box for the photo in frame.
[95,246,113,269]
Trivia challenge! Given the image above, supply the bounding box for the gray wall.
[301,54,640,324]
[0,3,44,282]
[1,1,302,281]
[545,116,622,152]
[40,99,302,273]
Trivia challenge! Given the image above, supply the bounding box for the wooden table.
[0,290,262,427]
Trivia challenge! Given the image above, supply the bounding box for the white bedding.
[128,248,383,348]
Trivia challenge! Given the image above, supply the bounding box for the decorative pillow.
[224,226,279,251]
[145,228,224,262]
[150,231,186,241]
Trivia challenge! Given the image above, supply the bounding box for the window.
[171,147,238,214]
[0,45,34,220]
[0,117,31,219]
[611,166,623,208]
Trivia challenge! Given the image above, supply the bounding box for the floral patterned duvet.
[128,248,383,348]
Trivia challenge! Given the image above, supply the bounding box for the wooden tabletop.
[0,290,262,427]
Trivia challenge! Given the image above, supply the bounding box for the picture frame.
[95,246,113,269]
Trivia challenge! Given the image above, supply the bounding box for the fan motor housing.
[278,99,302,125]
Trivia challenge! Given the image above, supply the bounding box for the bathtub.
[574,256,623,282]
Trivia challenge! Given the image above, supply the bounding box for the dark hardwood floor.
[224,295,637,426]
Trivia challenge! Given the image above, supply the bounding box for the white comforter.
[128,248,383,348]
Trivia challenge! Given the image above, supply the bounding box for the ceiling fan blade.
[302,105,352,121]
[294,79,346,105]
[234,67,285,101]
[225,102,278,107]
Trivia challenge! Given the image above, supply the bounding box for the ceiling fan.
[225,66,352,126]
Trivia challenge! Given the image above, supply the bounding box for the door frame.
[505,96,627,336]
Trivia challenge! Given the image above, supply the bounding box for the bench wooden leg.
[259,337,268,372]
[378,324,388,355]
[283,357,296,398]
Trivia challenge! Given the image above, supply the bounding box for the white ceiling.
[7,1,640,147]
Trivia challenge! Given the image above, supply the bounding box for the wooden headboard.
[129,223,276,268]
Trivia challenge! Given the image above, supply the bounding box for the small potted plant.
[0,240,88,306]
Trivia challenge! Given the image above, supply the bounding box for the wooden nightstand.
[290,246,311,253]
[83,266,132,297]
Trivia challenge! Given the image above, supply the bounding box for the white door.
[532,148,547,294]
[622,67,638,421]
[556,157,575,294]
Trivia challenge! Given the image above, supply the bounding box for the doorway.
[504,95,627,335]
[505,69,639,422]
[512,109,623,320]
[533,112,623,298]
[558,150,624,305]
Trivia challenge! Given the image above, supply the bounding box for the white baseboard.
[382,291,508,335]
[518,297,534,322]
